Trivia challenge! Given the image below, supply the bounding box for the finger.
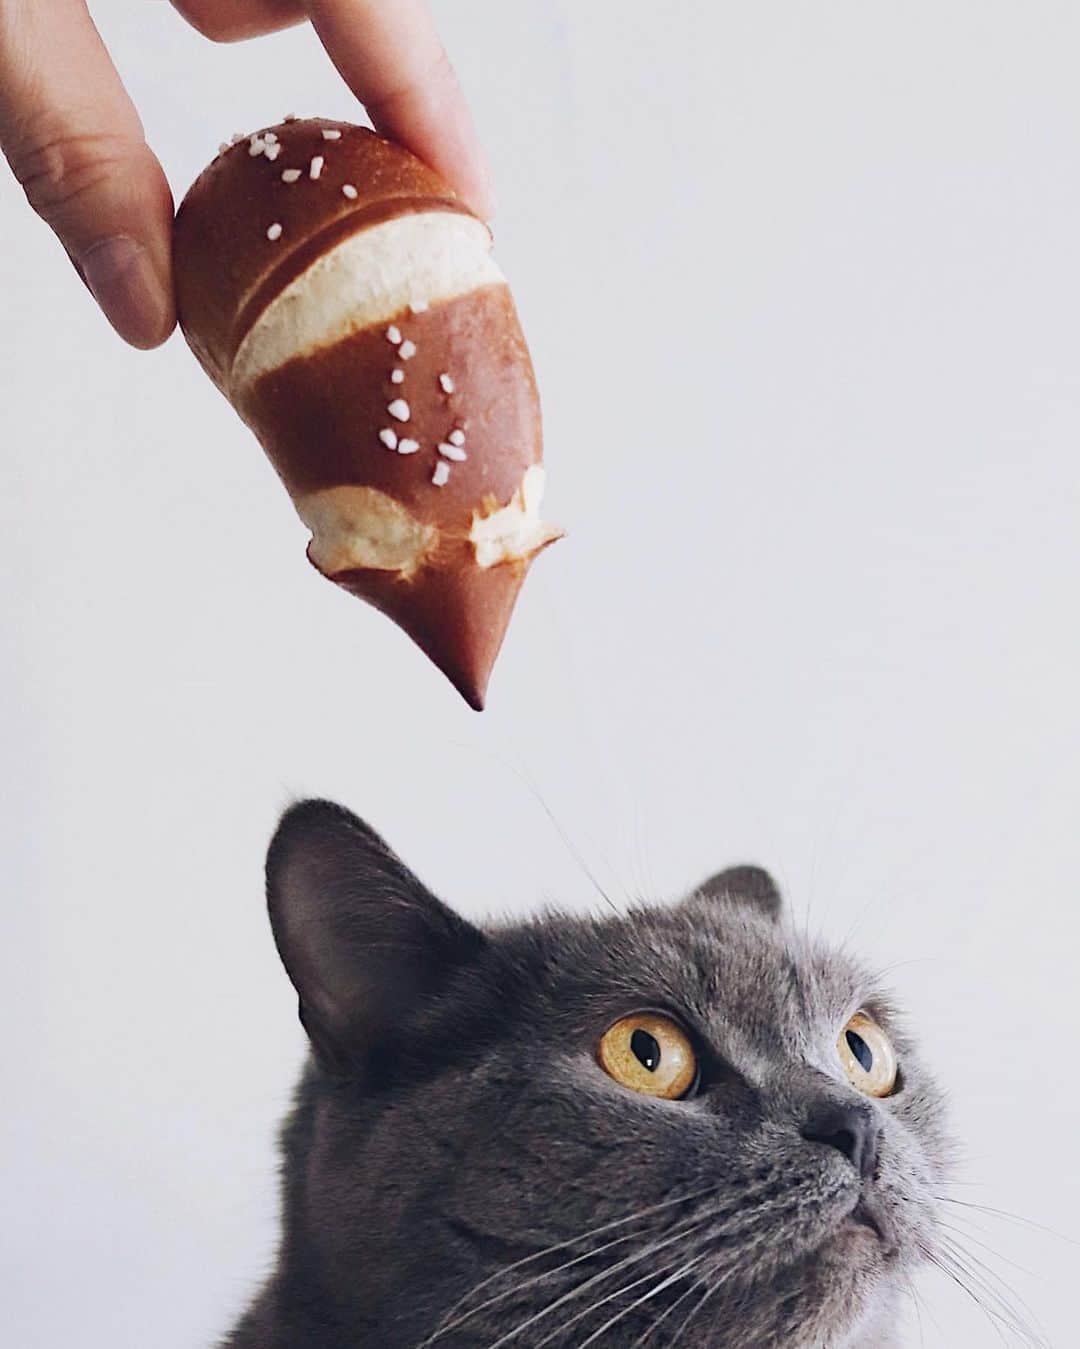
[305,0,496,219]
[0,0,174,348]
[170,0,306,43]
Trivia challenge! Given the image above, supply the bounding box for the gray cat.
[223,799,951,1348]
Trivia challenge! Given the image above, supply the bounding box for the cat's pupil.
[846,1029,873,1074]
[631,1028,662,1072]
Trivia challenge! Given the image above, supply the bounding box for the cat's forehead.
[518,897,874,1062]
[639,900,863,1032]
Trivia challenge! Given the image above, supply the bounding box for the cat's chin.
[784,1241,897,1349]
[844,1196,900,1261]
[750,1196,903,1346]
[779,1185,903,1277]
[683,1234,900,1349]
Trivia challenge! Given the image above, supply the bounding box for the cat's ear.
[688,865,783,921]
[265,799,486,1073]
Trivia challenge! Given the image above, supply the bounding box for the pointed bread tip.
[323,548,531,710]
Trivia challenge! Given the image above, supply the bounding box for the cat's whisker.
[622,1174,874,1349]
[937,1232,1039,1317]
[666,1267,727,1348]
[498,758,624,915]
[924,1238,1046,1349]
[920,1246,1013,1349]
[906,1260,949,1347]
[571,1251,717,1349]
[628,1261,720,1349]
[421,1231,639,1347]
[937,1219,1037,1280]
[940,1255,1037,1349]
[935,1233,1048,1349]
[531,1265,680,1349]
[900,1270,928,1349]
[419,1184,718,1346]
[440,1225,659,1344]
[932,1258,1026,1347]
[536,1248,709,1349]
[629,795,658,905]
[482,1214,714,1349]
[937,1194,1078,1246]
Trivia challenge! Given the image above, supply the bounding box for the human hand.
[0,0,494,350]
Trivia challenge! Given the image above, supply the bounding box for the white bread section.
[230,212,503,393]
[296,485,436,577]
[469,466,563,568]
[298,468,561,578]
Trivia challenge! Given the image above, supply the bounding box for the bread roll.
[174,118,561,709]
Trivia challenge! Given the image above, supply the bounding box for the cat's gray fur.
[223,800,951,1347]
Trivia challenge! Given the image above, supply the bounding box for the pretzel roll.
[174,119,561,709]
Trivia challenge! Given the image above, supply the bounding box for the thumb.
[0,0,174,349]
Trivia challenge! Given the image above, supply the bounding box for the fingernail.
[81,236,171,349]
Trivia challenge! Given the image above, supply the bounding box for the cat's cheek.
[865,1123,942,1265]
[882,1073,955,1189]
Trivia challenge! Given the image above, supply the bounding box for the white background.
[3,3,1078,1345]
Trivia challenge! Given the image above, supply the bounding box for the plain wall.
[2,3,1078,1345]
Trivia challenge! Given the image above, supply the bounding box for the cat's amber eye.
[837,1012,898,1098]
[597,1013,697,1100]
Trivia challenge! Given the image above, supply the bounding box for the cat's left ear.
[265,799,486,1074]
[687,865,783,921]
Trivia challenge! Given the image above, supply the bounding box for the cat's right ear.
[265,799,486,1074]
[687,865,783,921]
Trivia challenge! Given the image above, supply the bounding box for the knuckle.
[11,120,136,224]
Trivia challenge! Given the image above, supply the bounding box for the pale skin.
[0,0,495,349]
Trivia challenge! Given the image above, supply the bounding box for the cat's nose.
[801,1101,879,1180]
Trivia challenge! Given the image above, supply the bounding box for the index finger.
[0,0,174,348]
[304,0,495,219]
